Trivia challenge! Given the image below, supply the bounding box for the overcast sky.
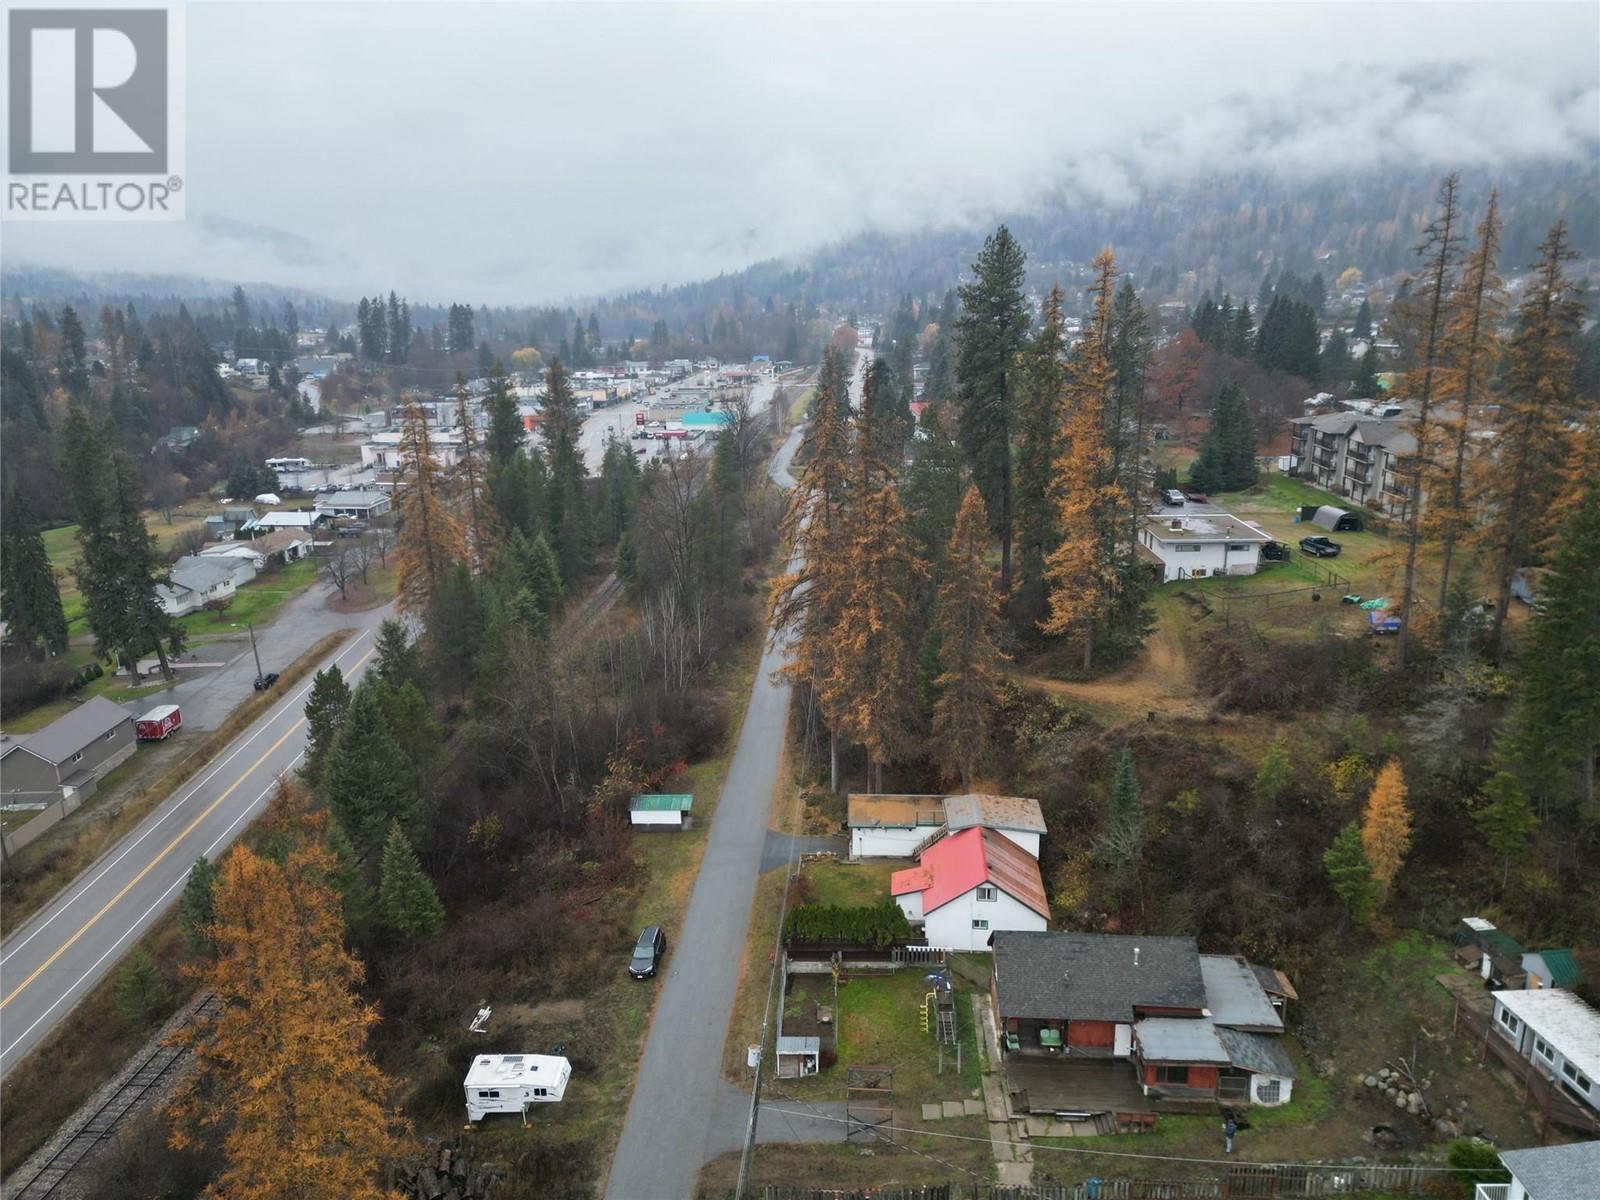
[4,1,1597,305]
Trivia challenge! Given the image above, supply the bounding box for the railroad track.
[7,994,221,1200]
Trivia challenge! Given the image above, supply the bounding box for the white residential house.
[1137,512,1271,583]
[240,510,323,536]
[314,489,392,520]
[1489,988,1600,1115]
[847,793,1047,859]
[463,1054,571,1124]
[360,429,465,471]
[198,542,268,571]
[157,555,255,617]
[1478,1141,1600,1200]
[890,827,1049,953]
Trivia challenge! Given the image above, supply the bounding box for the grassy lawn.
[805,859,897,908]
[787,385,816,425]
[176,558,318,634]
[44,512,211,640]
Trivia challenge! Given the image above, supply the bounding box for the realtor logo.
[5,4,185,219]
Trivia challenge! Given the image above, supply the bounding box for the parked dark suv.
[1299,535,1342,558]
[629,925,667,979]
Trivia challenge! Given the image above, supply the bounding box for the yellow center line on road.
[0,645,375,1010]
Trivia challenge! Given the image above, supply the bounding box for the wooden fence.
[764,1164,1439,1200]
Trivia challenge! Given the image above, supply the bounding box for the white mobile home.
[464,1053,572,1124]
[1489,988,1599,1115]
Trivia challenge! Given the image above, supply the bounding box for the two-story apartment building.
[1288,412,1416,515]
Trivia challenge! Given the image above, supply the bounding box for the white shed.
[630,793,693,828]
[464,1053,572,1124]
[775,1035,821,1078]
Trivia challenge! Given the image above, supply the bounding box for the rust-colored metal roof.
[846,793,945,828]
[943,794,1047,835]
[896,827,1050,920]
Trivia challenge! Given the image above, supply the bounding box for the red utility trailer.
[135,704,183,741]
[634,410,646,426]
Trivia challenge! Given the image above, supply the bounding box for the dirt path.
[1018,601,1208,723]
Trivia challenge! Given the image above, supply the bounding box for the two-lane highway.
[0,605,392,1076]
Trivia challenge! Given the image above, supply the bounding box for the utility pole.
[248,621,264,680]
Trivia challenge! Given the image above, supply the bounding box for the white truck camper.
[464,1054,571,1125]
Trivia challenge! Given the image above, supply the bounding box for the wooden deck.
[1004,1058,1152,1116]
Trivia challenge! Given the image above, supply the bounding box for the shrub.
[781,901,912,948]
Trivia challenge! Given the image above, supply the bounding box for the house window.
[1175,544,1201,553]
[105,729,118,740]
[1257,1078,1282,1104]
[1561,1062,1592,1094]
[1497,1007,1520,1035]
[976,886,997,902]
[72,752,83,763]
[1227,543,1250,552]
[1534,1036,1555,1062]
[1154,1065,1189,1086]
[532,1087,547,1097]
[971,918,990,931]
[477,1090,499,1099]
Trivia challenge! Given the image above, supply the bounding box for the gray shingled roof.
[992,932,1206,1022]
[169,555,243,591]
[1499,1141,1600,1198]
[1215,1027,1298,1079]
[3,697,132,765]
[1200,955,1283,1032]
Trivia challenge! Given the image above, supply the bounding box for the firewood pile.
[394,1139,505,1200]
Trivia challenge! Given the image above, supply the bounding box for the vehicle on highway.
[628,925,667,979]
[1162,488,1186,506]
[1299,535,1342,558]
[253,672,281,691]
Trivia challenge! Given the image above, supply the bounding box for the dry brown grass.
[1,630,352,937]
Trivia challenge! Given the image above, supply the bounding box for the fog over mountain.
[3,2,1597,304]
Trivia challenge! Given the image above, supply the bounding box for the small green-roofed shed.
[1522,948,1584,990]
[630,794,693,828]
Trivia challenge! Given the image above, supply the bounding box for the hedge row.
[782,901,913,949]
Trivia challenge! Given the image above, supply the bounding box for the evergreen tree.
[484,360,523,468]
[301,665,351,788]
[545,421,592,583]
[599,439,643,545]
[1097,748,1144,880]
[455,390,497,573]
[1189,383,1257,493]
[541,359,581,444]
[931,486,1008,791]
[1013,286,1067,627]
[953,225,1029,591]
[319,683,418,860]
[1481,221,1585,656]
[378,822,445,939]
[116,946,171,1028]
[1251,737,1293,808]
[1228,300,1255,358]
[900,402,966,569]
[178,856,217,954]
[426,563,485,698]
[0,489,68,655]
[325,819,376,937]
[1319,329,1350,386]
[1360,760,1413,895]
[1322,822,1378,927]
[57,304,90,397]
[1353,298,1373,341]
[372,618,421,691]
[1352,339,1382,396]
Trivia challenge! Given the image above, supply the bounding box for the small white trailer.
[464,1053,571,1125]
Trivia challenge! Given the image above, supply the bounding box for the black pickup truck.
[1299,535,1342,558]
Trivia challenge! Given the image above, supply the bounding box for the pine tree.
[1097,749,1144,902]
[1396,173,1464,665]
[1492,487,1600,817]
[1189,383,1257,494]
[0,489,68,655]
[395,401,467,615]
[378,822,445,939]
[1430,192,1505,606]
[1323,822,1378,928]
[1360,760,1413,895]
[545,420,592,583]
[1352,339,1382,396]
[1481,221,1585,657]
[900,401,966,569]
[301,664,351,788]
[1042,250,1131,670]
[1251,737,1293,808]
[1013,285,1067,628]
[953,225,1029,592]
[541,359,581,445]
[169,839,409,1199]
[319,682,418,860]
[931,486,1007,790]
[372,618,421,691]
[1353,298,1373,341]
[116,946,170,1028]
[485,360,523,468]
[178,856,217,954]
[326,819,376,937]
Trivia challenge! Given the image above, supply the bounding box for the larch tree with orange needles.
[395,400,467,615]
[932,484,1008,792]
[1042,249,1128,671]
[1361,759,1413,897]
[169,809,409,1198]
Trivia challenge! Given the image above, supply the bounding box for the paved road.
[0,602,393,1076]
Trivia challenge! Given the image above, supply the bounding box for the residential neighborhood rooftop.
[1135,1016,1230,1064]
[991,932,1206,1023]
[1498,1141,1600,1197]
[1139,513,1271,543]
[1199,955,1284,1032]
[1215,1027,1298,1080]
[630,793,693,812]
[0,697,132,766]
[847,793,944,828]
[942,794,1047,835]
[1491,988,1600,1082]
[890,827,1049,919]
